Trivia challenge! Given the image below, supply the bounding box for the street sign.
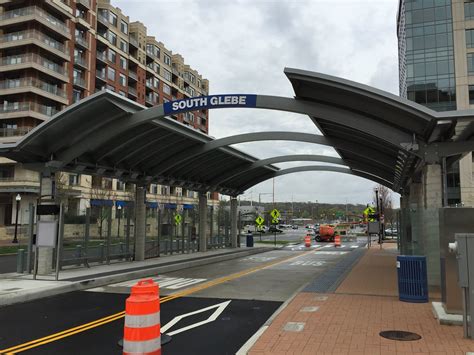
[255,216,264,226]
[272,218,279,224]
[363,206,375,215]
[174,214,182,225]
[270,209,280,219]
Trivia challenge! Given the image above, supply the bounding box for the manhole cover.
[379,330,421,341]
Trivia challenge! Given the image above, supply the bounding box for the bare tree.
[373,184,394,226]
[90,177,117,238]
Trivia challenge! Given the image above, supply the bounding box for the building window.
[107,84,115,91]
[120,56,127,69]
[108,67,116,81]
[72,89,81,103]
[109,11,117,26]
[466,1,474,20]
[153,62,160,73]
[153,77,159,88]
[108,49,116,63]
[119,90,126,96]
[163,69,172,82]
[119,73,126,86]
[161,186,169,195]
[469,85,474,104]
[120,20,128,34]
[119,40,127,52]
[69,174,80,185]
[163,83,171,95]
[108,31,117,46]
[467,29,474,48]
[164,54,171,66]
[468,53,474,74]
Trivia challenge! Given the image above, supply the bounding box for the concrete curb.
[432,301,463,326]
[0,247,269,307]
[236,279,311,355]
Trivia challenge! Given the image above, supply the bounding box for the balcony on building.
[73,75,86,89]
[0,77,67,104]
[0,102,59,121]
[75,34,89,49]
[0,6,71,39]
[96,50,107,65]
[76,0,90,9]
[128,86,137,98]
[128,70,137,82]
[0,30,70,61]
[0,53,69,83]
[129,35,138,48]
[96,69,106,83]
[74,55,88,70]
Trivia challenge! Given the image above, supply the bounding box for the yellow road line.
[1,250,312,354]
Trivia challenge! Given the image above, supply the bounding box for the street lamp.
[12,193,21,244]
[117,205,122,238]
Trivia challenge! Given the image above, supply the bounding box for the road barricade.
[334,235,341,247]
[123,279,161,355]
[305,234,311,247]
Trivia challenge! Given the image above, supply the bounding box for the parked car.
[268,226,283,233]
[292,225,299,229]
[385,228,398,236]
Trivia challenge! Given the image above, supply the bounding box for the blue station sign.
[163,94,257,115]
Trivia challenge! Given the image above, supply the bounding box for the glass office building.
[398,0,472,205]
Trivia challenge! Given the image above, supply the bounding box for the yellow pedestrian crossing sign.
[270,209,280,219]
[363,206,375,215]
[255,216,264,226]
[174,214,182,225]
[272,218,279,224]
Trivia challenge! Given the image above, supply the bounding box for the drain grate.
[379,330,421,341]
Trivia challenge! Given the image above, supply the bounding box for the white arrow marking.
[161,300,231,336]
[351,245,359,248]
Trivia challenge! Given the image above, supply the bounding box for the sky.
[115,0,401,206]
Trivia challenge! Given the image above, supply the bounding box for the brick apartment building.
[0,0,215,226]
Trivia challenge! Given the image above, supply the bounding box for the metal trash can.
[397,255,428,303]
[246,232,254,247]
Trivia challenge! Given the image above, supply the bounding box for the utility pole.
[272,178,275,207]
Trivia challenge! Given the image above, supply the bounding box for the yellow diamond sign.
[270,209,280,219]
[174,214,182,225]
[255,216,264,226]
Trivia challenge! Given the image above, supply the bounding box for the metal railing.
[128,87,137,96]
[0,6,70,36]
[0,127,33,137]
[97,14,108,25]
[76,0,90,8]
[75,35,89,48]
[74,56,88,68]
[0,102,58,117]
[128,71,137,80]
[0,30,67,53]
[129,36,138,47]
[96,69,106,80]
[96,51,106,62]
[73,76,86,87]
[0,77,66,98]
[2,53,68,76]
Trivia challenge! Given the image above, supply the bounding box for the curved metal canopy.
[0,67,466,196]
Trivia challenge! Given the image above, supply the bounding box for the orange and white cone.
[334,235,341,247]
[123,279,161,355]
[305,234,311,247]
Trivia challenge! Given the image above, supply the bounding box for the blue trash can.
[246,232,254,247]
[397,255,428,303]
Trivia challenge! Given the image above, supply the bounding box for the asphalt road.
[0,240,367,354]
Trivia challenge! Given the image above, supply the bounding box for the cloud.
[114,0,401,205]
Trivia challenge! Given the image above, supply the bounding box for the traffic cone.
[334,235,341,247]
[123,279,161,355]
[305,233,311,247]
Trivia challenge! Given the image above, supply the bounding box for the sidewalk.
[246,244,474,354]
[0,245,271,307]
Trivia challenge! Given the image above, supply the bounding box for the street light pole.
[12,193,21,244]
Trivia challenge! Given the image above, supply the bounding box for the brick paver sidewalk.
[248,245,474,354]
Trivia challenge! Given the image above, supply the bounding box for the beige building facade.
[0,0,216,231]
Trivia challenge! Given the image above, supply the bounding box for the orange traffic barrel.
[123,279,161,355]
[334,235,341,247]
[305,234,311,247]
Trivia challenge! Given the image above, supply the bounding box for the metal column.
[134,186,146,261]
[198,192,208,252]
[230,197,238,248]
